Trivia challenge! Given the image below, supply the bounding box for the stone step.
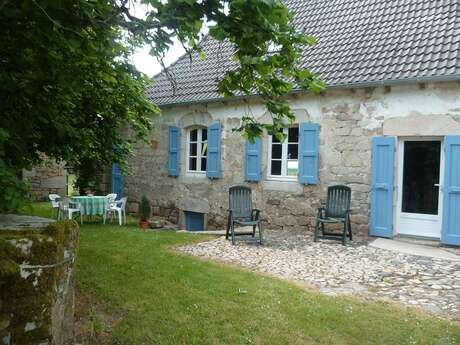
[369,238,460,261]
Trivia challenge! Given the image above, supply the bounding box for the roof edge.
[153,74,460,108]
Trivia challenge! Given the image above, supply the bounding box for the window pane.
[287,160,298,176]
[201,158,207,172]
[288,144,298,159]
[288,127,299,142]
[271,144,282,159]
[271,160,282,175]
[201,128,207,142]
[402,141,440,214]
[190,129,198,142]
[190,143,197,156]
[189,157,197,171]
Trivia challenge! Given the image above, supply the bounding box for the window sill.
[266,176,298,182]
[185,172,206,178]
[181,172,207,185]
[262,179,303,193]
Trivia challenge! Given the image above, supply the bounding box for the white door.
[396,138,443,238]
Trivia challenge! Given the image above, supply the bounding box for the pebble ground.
[177,230,460,321]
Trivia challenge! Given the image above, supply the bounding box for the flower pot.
[139,219,150,230]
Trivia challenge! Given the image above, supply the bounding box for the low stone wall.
[22,159,67,201]
[0,215,79,345]
[126,199,179,223]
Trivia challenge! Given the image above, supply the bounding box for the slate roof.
[147,0,460,106]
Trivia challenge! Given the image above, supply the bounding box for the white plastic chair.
[103,197,127,225]
[59,198,83,224]
[48,194,61,218]
[106,193,117,202]
[106,193,117,208]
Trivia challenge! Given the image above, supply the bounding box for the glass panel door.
[397,138,443,239]
[401,141,440,215]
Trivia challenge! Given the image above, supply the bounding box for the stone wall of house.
[0,215,79,345]
[98,168,112,196]
[23,159,68,201]
[126,81,460,235]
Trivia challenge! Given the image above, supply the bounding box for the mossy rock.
[0,219,79,345]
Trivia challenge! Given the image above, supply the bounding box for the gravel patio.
[177,230,460,322]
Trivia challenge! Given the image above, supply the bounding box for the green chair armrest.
[317,207,326,218]
[251,208,261,221]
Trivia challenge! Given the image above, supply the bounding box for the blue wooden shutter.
[441,136,460,246]
[245,138,262,181]
[168,126,180,176]
[370,136,395,238]
[206,122,222,178]
[298,123,319,184]
[111,164,124,197]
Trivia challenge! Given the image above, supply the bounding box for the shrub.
[138,196,151,220]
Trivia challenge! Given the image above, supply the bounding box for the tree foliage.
[0,0,323,210]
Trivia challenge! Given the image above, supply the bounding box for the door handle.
[434,184,440,187]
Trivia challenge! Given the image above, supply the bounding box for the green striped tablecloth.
[71,196,107,216]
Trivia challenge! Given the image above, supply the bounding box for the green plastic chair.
[314,185,352,245]
[226,186,263,245]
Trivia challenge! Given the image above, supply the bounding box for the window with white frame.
[186,127,207,173]
[268,127,299,179]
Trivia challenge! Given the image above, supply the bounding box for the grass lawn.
[21,203,460,344]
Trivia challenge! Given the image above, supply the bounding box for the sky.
[132,40,185,77]
[129,3,185,77]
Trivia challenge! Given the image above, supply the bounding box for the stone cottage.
[122,0,460,246]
